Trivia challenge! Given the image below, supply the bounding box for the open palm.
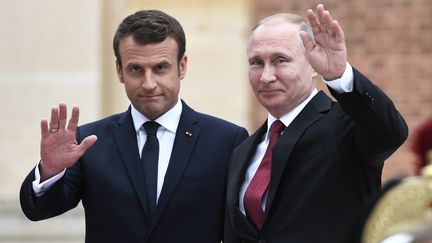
[300,4,347,81]
[39,103,97,180]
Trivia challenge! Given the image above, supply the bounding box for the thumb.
[78,135,98,153]
[299,31,315,55]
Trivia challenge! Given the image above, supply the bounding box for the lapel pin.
[185,131,192,137]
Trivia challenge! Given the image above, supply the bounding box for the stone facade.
[0,0,249,241]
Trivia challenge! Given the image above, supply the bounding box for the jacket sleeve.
[329,67,408,162]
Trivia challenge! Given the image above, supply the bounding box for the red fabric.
[244,120,285,229]
[411,117,432,175]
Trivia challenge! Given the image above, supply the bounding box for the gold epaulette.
[362,150,432,243]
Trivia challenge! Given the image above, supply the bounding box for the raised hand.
[39,103,97,181]
[299,4,347,80]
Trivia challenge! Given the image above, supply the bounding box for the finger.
[322,10,336,36]
[331,20,345,41]
[49,106,59,130]
[78,135,98,153]
[41,119,49,138]
[58,102,67,131]
[67,106,80,131]
[316,4,326,26]
[306,9,320,36]
[299,31,315,54]
[316,5,334,32]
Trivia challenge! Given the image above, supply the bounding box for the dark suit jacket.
[20,101,248,243]
[224,68,408,243]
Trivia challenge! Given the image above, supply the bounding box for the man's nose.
[259,65,276,83]
[141,72,157,90]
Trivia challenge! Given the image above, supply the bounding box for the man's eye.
[274,58,287,64]
[155,64,169,72]
[129,65,142,73]
[250,60,263,66]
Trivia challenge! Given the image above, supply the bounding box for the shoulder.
[195,111,243,130]
[182,105,249,146]
[182,101,247,132]
[192,111,249,146]
[77,110,128,135]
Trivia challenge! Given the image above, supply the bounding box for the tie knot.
[270,120,285,135]
[143,121,160,136]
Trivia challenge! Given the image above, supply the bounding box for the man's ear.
[178,55,187,79]
[116,61,124,83]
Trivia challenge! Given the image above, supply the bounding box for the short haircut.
[113,10,186,67]
[248,13,314,49]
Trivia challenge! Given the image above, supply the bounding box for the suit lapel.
[148,101,200,233]
[227,124,267,237]
[265,91,332,217]
[229,124,267,205]
[112,108,151,220]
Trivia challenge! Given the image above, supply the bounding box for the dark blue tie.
[142,121,160,216]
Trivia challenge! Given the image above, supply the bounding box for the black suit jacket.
[20,101,248,243]
[224,68,408,243]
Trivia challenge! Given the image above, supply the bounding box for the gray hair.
[248,13,314,49]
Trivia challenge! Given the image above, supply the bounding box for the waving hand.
[299,4,347,80]
[39,103,97,181]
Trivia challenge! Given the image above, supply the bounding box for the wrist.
[39,162,64,182]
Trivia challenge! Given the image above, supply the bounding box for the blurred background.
[1,0,430,242]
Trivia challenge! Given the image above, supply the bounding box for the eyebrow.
[248,51,290,61]
[155,60,170,66]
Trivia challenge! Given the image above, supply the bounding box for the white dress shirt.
[239,63,354,214]
[33,99,183,203]
[132,99,181,202]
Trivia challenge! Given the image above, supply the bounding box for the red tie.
[244,120,285,229]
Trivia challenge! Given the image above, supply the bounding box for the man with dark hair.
[113,10,186,66]
[20,10,248,243]
[224,4,408,242]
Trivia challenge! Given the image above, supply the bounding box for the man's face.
[248,22,316,118]
[116,36,187,120]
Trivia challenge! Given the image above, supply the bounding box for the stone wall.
[0,0,250,241]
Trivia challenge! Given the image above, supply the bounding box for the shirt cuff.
[32,161,66,197]
[323,62,354,94]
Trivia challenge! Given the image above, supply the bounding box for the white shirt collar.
[267,89,318,134]
[130,98,183,134]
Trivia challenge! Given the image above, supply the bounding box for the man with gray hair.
[225,4,408,242]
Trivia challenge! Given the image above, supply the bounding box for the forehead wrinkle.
[119,37,178,66]
[249,34,302,60]
[123,52,171,67]
[248,22,304,54]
